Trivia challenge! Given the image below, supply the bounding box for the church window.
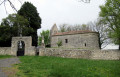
[65,39,68,43]
[85,43,86,47]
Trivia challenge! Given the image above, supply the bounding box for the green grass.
[0,55,13,59]
[16,56,120,77]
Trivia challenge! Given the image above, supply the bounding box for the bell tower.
[50,23,58,36]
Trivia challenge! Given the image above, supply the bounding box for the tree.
[99,0,120,50]
[88,18,109,49]
[1,14,33,36]
[0,0,18,12]
[77,0,90,3]
[18,2,42,46]
[38,30,50,47]
[1,14,28,27]
[59,24,90,32]
[0,0,91,14]
[0,25,11,47]
[59,24,68,32]
[0,14,31,47]
[18,2,41,29]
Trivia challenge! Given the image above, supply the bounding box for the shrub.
[57,40,62,47]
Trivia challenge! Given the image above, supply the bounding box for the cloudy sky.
[0,0,105,33]
[0,0,118,49]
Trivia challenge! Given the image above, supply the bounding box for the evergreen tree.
[0,25,11,47]
[18,2,42,46]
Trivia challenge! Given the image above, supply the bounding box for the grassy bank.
[0,55,13,59]
[16,56,120,77]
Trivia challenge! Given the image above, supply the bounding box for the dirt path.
[0,57,21,77]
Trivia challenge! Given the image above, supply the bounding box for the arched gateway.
[17,41,25,56]
[11,36,35,56]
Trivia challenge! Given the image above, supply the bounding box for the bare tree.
[87,18,110,49]
[59,24,90,32]
[77,0,90,3]
[0,0,90,13]
[0,0,22,13]
[59,24,68,32]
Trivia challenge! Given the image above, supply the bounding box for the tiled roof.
[53,30,97,36]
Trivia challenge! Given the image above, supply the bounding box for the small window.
[85,43,86,47]
[65,39,68,43]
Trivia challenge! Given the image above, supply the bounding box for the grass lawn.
[16,56,120,77]
[0,55,13,59]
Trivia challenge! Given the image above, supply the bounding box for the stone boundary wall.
[25,46,36,55]
[0,47,11,55]
[91,50,120,60]
[39,48,120,60]
[0,46,36,56]
[0,47,120,60]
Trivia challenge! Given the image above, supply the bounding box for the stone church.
[50,24,100,49]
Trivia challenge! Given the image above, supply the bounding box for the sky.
[0,0,105,34]
[0,0,118,49]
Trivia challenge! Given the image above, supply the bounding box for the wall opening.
[36,47,39,56]
[65,39,68,43]
[85,43,86,47]
[17,41,25,56]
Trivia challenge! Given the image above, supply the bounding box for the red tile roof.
[53,30,97,36]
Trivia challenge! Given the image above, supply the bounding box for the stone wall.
[0,46,36,56]
[91,50,120,60]
[0,47,11,55]
[25,46,36,55]
[39,48,120,60]
[51,33,99,49]
[0,36,36,56]
[0,47,119,60]
[11,36,33,55]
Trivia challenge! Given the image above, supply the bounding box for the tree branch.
[0,0,5,5]
[77,0,90,3]
[0,0,18,12]
[7,0,17,12]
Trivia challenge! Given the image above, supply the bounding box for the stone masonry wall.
[39,48,120,60]
[0,47,120,60]
[0,46,36,56]
[0,47,11,55]
[91,50,120,60]
[11,36,33,55]
[51,33,99,49]
[0,36,36,56]
[25,46,36,55]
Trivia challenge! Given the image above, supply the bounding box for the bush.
[57,40,62,47]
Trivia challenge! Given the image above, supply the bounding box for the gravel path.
[0,69,7,77]
[0,57,21,77]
